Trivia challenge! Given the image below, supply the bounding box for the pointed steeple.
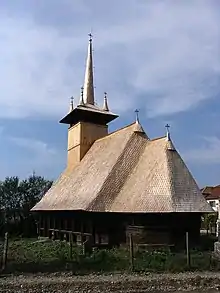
[60,35,118,127]
[79,86,84,105]
[165,124,171,141]
[103,92,109,111]
[135,109,139,124]
[69,97,74,112]
[133,109,145,133]
[165,124,175,150]
[83,33,94,105]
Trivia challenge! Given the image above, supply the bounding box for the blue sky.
[0,0,220,187]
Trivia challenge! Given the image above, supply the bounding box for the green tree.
[0,174,52,236]
[19,174,52,214]
[202,213,218,234]
[0,176,21,209]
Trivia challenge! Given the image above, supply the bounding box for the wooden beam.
[129,233,134,272]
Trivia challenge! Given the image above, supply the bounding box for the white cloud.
[0,0,219,119]
[0,16,79,119]
[184,136,220,164]
[9,137,57,157]
[8,136,65,178]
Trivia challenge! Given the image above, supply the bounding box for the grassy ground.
[0,237,219,274]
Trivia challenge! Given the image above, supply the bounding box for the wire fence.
[1,231,218,274]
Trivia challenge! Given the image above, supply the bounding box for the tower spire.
[79,86,84,105]
[69,96,74,112]
[135,109,139,124]
[165,123,175,150]
[165,124,171,141]
[83,33,94,105]
[103,92,109,111]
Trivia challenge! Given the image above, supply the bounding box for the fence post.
[129,233,134,271]
[186,231,190,267]
[1,232,9,272]
[51,230,55,241]
[69,233,73,260]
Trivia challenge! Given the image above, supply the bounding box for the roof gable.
[32,123,144,211]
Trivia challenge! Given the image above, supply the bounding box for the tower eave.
[59,106,118,125]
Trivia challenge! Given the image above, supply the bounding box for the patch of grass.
[0,238,218,274]
[2,238,80,272]
[8,239,69,262]
[76,248,130,272]
[133,249,213,273]
[197,235,217,251]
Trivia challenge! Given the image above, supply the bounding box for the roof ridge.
[150,135,166,142]
[201,186,213,192]
[150,135,176,151]
[165,146,177,212]
[95,121,144,143]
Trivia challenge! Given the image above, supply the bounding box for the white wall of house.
[207,199,219,212]
[205,199,218,237]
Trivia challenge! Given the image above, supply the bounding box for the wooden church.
[32,36,212,248]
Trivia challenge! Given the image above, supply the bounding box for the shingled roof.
[202,185,220,200]
[32,122,212,213]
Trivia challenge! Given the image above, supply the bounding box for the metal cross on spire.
[135,109,139,123]
[88,32,93,42]
[165,123,170,132]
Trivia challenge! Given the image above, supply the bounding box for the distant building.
[31,36,212,248]
[201,185,220,212]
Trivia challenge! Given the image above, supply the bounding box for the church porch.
[35,211,202,250]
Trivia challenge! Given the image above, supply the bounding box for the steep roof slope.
[32,122,212,213]
[108,137,174,212]
[108,137,211,213]
[32,122,146,211]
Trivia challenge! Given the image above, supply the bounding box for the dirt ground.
[1,272,220,292]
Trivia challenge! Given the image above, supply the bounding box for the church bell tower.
[60,35,118,171]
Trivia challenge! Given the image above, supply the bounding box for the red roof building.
[201,185,220,211]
